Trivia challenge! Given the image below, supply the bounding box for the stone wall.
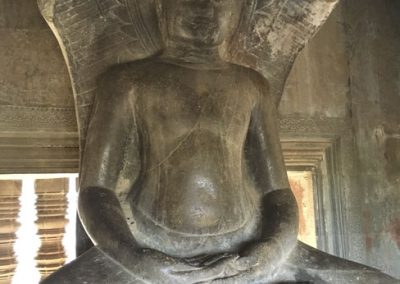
[280,6,350,119]
[343,0,400,277]
[279,4,356,259]
[0,0,78,173]
[279,0,400,278]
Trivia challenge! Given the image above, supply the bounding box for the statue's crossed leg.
[42,243,398,284]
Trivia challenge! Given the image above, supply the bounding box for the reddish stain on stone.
[365,235,374,250]
[388,217,400,249]
[289,180,306,236]
[362,210,374,251]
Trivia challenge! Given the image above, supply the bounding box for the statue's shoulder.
[101,58,157,85]
[229,64,267,86]
[230,64,270,101]
[97,58,159,103]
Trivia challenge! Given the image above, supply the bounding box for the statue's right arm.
[78,69,141,257]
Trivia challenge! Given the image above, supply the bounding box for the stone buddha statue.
[78,1,298,282]
[39,0,399,283]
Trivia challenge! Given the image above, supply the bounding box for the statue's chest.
[136,84,255,139]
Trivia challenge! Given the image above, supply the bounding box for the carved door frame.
[280,116,355,258]
[283,139,348,257]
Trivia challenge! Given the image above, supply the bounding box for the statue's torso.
[121,61,264,257]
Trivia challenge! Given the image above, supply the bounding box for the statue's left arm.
[246,76,299,253]
[217,76,299,282]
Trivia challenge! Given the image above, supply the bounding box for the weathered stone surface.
[0,0,47,29]
[280,7,349,118]
[0,1,398,281]
[343,0,400,278]
[385,138,400,182]
[38,0,399,283]
[0,0,77,174]
[0,30,73,107]
[43,244,399,284]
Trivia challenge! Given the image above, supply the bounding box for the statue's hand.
[169,252,245,284]
[131,248,205,284]
[209,239,284,283]
[109,246,242,284]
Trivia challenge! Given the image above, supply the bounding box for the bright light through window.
[13,177,41,284]
[0,174,78,284]
[63,176,78,264]
[288,171,317,248]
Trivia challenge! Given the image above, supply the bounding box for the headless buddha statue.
[42,0,399,283]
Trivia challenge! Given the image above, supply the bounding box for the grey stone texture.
[0,0,398,282]
[0,0,77,173]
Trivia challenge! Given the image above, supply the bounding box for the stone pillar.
[0,180,21,284]
[35,178,68,280]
